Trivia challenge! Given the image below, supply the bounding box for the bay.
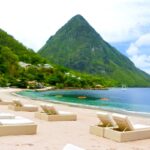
[18,88,150,116]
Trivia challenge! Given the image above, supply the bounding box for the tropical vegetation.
[0,28,111,88]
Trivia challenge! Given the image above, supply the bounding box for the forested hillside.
[0,28,110,88]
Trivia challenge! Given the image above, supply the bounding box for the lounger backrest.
[112,113,134,131]
[13,100,23,107]
[40,104,49,113]
[97,112,115,127]
[46,104,58,115]
[40,104,58,115]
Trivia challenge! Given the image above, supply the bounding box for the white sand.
[0,88,150,150]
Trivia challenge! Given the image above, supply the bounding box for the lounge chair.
[90,111,116,136]
[0,98,13,105]
[8,100,38,112]
[104,113,150,142]
[35,104,77,121]
[63,144,85,150]
[0,116,37,136]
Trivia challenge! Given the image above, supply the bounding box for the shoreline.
[33,86,150,92]
[15,89,150,118]
[34,87,109,92]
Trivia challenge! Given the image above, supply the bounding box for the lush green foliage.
[39,15,150,86]
[0,28,107,88]
[0,29,46,64]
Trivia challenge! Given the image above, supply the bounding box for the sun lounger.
[35,104,77,121]
[63,144,85,150]
[0,116,37,136]
[104,113,150,142]
[8,100,38,112]
[90,111,116,136]
[0,98,13,105]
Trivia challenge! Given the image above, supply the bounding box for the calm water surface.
[18,88,150,116]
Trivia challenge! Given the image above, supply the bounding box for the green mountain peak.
[70,14,86,21]
[38,15,150,86]
[68,14,92,27]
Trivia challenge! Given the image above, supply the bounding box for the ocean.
[18,88,150,116]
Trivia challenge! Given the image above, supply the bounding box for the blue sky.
[0,0,150,74]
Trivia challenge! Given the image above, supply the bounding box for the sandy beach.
[0,88,150,150]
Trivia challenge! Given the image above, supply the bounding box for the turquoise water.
[18,88,150,116]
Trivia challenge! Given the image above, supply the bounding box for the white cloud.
[127,33,150,74]
[135,34,150,47]
[126,44,139,56]
[131,55,150,68]
[131,55,150,74]
[0,0,150,51]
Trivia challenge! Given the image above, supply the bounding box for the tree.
[0,46,19,76]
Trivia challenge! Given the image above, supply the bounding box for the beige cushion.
[133,124,150,130]
[0,116,34,125]
[58,111,74,115]
[23,104,37,108]
[97,112,115,127]
[0,113,15,119]
[63,144,84,150]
